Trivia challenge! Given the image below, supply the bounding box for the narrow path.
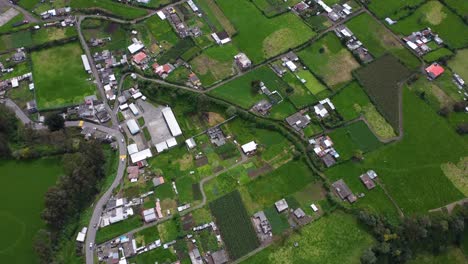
[375,179,404,218]
[429,198,468,214]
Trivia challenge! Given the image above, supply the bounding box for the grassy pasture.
[0,26,77,51]
[422,48,454,62]
[449,49,468,81]
[216,0,315,63]
[367,0,426,19]
[0,158,62,264]
[298,33,360,88]
[209,66,287,108]
[442,0,468,19]
[282,71,317,108]
[210,191,259,260]
[32,42,96,109]
[332,82,372,121]
[296,69,327,94]
[190,43,238,86]
[355,54,411,131]
[327,88,467,214]
[390,1,468,49]
[195,0,237,35]
[96,216,142,244]
[243,212,374,264]
[328,121,383,160]
[346,13,420,70]
[252,0,302,17]
[70,0,148,19]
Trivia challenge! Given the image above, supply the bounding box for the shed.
[130,148,153,163]
[166,137,177,148]
[126,119,140,135]
[162,107,182,137]
[185,138,196,149]
[275,199,289,213]
[127,144,139,155]
[241,141,257,155]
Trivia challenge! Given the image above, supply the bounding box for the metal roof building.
[126,119,140,135]
[130,148,153,163]
[81,54,91,72]
[162,107,182,137]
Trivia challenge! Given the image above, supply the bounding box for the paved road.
[0,0,39,23]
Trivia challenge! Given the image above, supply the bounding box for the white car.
[89,242,93,249]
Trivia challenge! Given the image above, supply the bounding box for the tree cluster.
[0,105,18,158]
[358,205,468,264]
[36,141,105,263]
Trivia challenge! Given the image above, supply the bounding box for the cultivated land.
[346,13,420,70]
[390,1,468,49]
[0,158,62,264]
[242,212,374,264]
[367,0,426,19]
[298,33,360,88]
[328,89,467,214]
[449,49,468,81]
[32,42,96,109]
[443,0,468,18]
[215,0,315,63]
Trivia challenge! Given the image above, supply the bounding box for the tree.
[251,80,262,94]
[45,114,65,132]
[456,123,468,135]
[361,248,377,264]
[438,107,451,117]
[453,101,467,112]
[226,106,237,117]
[34,229,52,264]
[353,149,364,161]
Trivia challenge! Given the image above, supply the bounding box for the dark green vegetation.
[0,27,77,51]
[422,48,454,62]
[346,13,420,69]
[328,121,382,160]
[32,42,96,109]
[332,82,372,121]
[442,0,468,20]
[216,0,315,63]
[82,19,132,52]
[355,55,411,130]
[70,0,148,19]
[252,0,301,17]
[298,33,360,88]
[210,191,259,260]
[243,212,374,264]
[448,48,468,81]
[390,1,468,49]
[367,0,426,19]
[328,89,466,214]
[0,158,62,264]
[96,216,142,244]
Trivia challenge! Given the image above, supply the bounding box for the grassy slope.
[216,0,315,63]
[243,212,374,264]
[328,88,466,214]
[390,1,468,49]
[0,158,62,264]
[346,13,420,70]
[32,42,96,109]
[449,49,468,81]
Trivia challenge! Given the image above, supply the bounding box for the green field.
[298,33,360,88]
[96,216,142,244]
[70,0,148,19]
[209,66,288,109]
[327,88,467,214]
[409,247,468,264]
[32,42,97,109]
[443,0,468,18]
[190,43,238,86]
[449,49,468,81]
[0,158,63,264]
[252,0,301,17]
[346,13,420,70]
[216,0,315,63]
[390,1,468,49]
[83,19,132,52]
[282,71,317,108]
[243,212,374,264]
[332,82,372,121]
[328,121,383,160]
[210,191,259,260]
[0,27,77,51]
[355,55,411,131]
[367,0,426,19]
[296,69,327,94]
[422,48,454,62]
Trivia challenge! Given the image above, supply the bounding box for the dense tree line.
[0,105,19,158]
[358,205,468,263]
[35,141,105,263]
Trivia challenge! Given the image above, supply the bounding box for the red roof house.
[133,52,147,64]
[425,63,444,79]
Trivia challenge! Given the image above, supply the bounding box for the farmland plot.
[346,13,420,70]
[215,0,315,63]
[298,33,360,88]
[448,49,468,81]
[355,55,411,131]
[390,1,468,49]
[210,191,259,260]
[367,0,426,19]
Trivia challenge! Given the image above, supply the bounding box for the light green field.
[449,49,468,81]
[0,158,63,264]
[327,88,467,214]
[296,69,327,94]
[346,13,420,70]
[216,0,315,63]
[298,33,360,88]
[32,42,97,109]
[243,212,374,264]
[368,0,426,19]
[390,1,468,49]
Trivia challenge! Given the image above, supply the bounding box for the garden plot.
[216,0,315,63]
[390,1,468,49]
[32,42,96,109]
[298,33,360,88]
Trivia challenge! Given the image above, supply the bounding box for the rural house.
[332,179,356,203]
[425,63,445,80]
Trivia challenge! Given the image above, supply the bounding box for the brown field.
[203,0,236,35]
